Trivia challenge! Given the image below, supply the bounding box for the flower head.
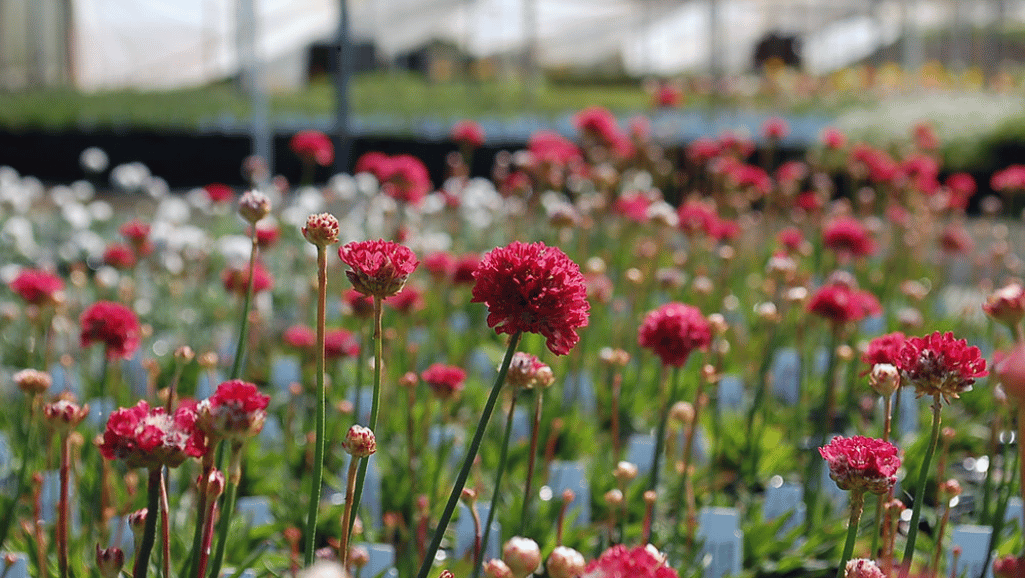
[283,325,316,350]
[452,120,485,148]
[222,261,274,295]
[43,396,89,435]
[993,555,1023,578]
[819,435,900,495]
[339,240,419,299]
[96,545,125,578]
[897,331,987,402]
[196,380,270,442]
[638,303,711,368]
[100,400,207,469]
[483,560,514,578]
[505,352,554,389]
[80,301,141,359]
[325,329,360,359]
[548,546,587,578]
[302,213,340,247]
[472,241,589,356]
[823,217,876,258]
[290,130,334,166]
[994,343,1025,401]
[14,369,51,396]
[238,190,271,224]
[583,544,678,578]
[343,425,376,458]
[502,537,541,578]
[421,364,467,400]
[205,183,233,203]
[9,269,64,306]
[984,283,1025,328]
[862,332,907,368]
[844,559,885,578]
[807,284,881,327]
[103,243,136,270]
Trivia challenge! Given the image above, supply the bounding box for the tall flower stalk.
[340,426,376,568]
[301,213,340,564]
[473,390,519,578]
[42,397,88,578]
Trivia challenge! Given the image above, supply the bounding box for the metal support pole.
[237,0,272,177]
[334,0,351,175]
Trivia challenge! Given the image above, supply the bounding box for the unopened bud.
[343,425,376,458]
[869,364,900,397]
[95,544,125,578]
[349,546,369,569]
[546,546,586,578]
[174,346,195,363]
[302,213,340,247]
[613,461,638,484]
[643,490,657,506]
[14,369,51,396]
[502,537,541,578]
[482,559,513,578]
[238,190,271,224]
[604,489,624,507]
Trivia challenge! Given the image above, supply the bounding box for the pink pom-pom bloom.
[819,435,900,495]
[204,183,233,203]
[386,285,425,314]
[103,243,136,270]
[325,328,360,359]
[339,239,419,299]
[820,127,847,150]
[343,425,377,458]
[196,380,270,442]
[43,397,90,435]
[290,130,334,166]
[80,301,141,359]
[844,558,886,578]
[9,269,64,306]
[100,400,207,469]
[996,343,1025,401]
[421,363,467,400]
[762,116,790,141]
[471,241,590,356]
[807,284,881,327]
[823,217,876,258]
[583,544,678,578]
[992,554,1022,578]
[897,331,987,402]
[862,332,907,369]
[283,325,316,350]
[638,302,712,368]
[222,261,274,295]
[451,120,485,148]
[992,165,1025,194]
[984,283,1025,328]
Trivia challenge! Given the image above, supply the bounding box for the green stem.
[899,395,943,578]
[518,389,543,536]
[346,296,384,542]
[208,444,243,578]
[134,468,162,578]
[229,229,260,380]
[650,365,679,494]
[473,391,519,578]
[745,327,778,480]
[805,330,838,533]
[836,490,865,578]
[870,394,892,559]
[414,332,522,578]
[304,246,329,566]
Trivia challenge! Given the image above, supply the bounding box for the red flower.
[103,243,136,270]
[807,284,881,326]
[382,154,432,205]
[343,289,374,318]
[338,239,419,299]
[819,435,900,495]
[638,302,711,367]
[290,130,334,166]
[992,555,1023,578]
[421,363,467,400]
[992,165,1025,194]
[775,161,807,185]
[452,254,480,285]
[222,261,274,295]
[938,223,973,254]
[423,252,455,279]
[823,217,876,258]
[984,283,1025,328]
[325,329,360,359]
[204,183,233,204]
[472,242,589,356]
[612,192,652,223]
[762,116,789,141]
[451,120,485,148]
[820,127,847,150]
[119,220,150,243]
[249,223,280,248]
[777,227,804,253]
[386,285,425,314]
[863,332,907,368]
[914,120,939,150]
[653,82,682,108]
[80,301,141,359]
[897,331,987,402]
[100,400,207,469]
[583,544,678,578]
[686,138,721,165]
[9,269,64,306]
[283,325,316,350]
[196,380,270,441]
[528,131,581,167]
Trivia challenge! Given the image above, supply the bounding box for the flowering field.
[3,110,1025,578]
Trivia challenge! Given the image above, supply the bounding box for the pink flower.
[820,127,847,150]
[686,138,722,165]
[991,164,1025,194]
[338,239,419,299]
[992,555,1023,578]
[913,120,939,150]
[612,192,652,223]
[421,363,467,400]
[938,223,973,254]
[119,220,150,245]
[452,254,481,285]
[505,352,554,389]
[196,380,270,441]
[583,544,678,578]
[984,283,1025,328]
[762,116,789,141]
[100,400,207,469]
[777,227,804,253]
[283,325,316,350]
[290,130,334,166]
[103,243,136,270]
[845,558,886,578]
[9,269,64,306]
[80,301,141,359]
[204,183,234,204]
[423,251,455,279]
[993,344,1025,401]
[325,329,360,359]
[386,285,425,314]
[343,289,374,318]
[653,82,682,108]
[528,131,582,167]
[382,154,431,205]
[43,397,90,435]
[638,302,712,368]
[807,284,881,327]
[471,242,590,356]
[897,331,987,402]
[823,217,876,258]
[775,161,807,185]
[819,435,900,495]
[451,120,485,148]
[862,332,907,369]
[222,261,274,295]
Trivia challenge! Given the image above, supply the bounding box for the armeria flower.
[100,400,207,469]
[342,425,377,457]
[119,220,150,246]
[283,325,316,350]
[547,546,587,578]
[807,284,881,327]
[994,343,1025,401]
[844,558,885,578]
[777,227,805,253]
[343,289,374,318]
[638,302,712,368]
[252,223,280,248]
[583,544,678,578]
[325,329,360,359]
[204,183,233,203]
[939,223,973,254]
[451,120,485,148]
[9,269,64,306]
[819,435,900,495]
[471,241,590,356]
[238,190,271,224]
[483,560,514,578]
[222,261,274,295]
[862,332,907,369]
[14,369,51,396]
[991,164,1025,194]
[421,363,467,400]
[103,243,136,270]
[502,537,542,578]
[80,301,141,359]
[43,396,89,435]
[381,154,432,205]
[821,127,847,150]
[984,283,1025,328]
[452,254,481,285]
[96,545,125,578]
[386,285,425,314]
[196,380,270,442]
[823,217,876,258]
[897,331,987,402]
[505,352,554,389]
[993,555,1022,578]
[423,252,455,279]
[290,130,334,166]
[762,116,790,141]
[338,240,419,299]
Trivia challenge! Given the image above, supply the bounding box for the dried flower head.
[472,242,590,356]
[505,352,555,389]
[238,190,271,224]
[343,425,377,458]
[13,368,51,396]
[819,435,900,495]
[638,302,711,367]
[897,331,987,402]
[303,213,340,247]
[339,240,419,299]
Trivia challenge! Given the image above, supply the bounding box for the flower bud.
[613,461,638,484]
[502,537,541,578]
[174,346,195,363]
[198,352,218,369]
[349,546,369,569]
[43,397,89,435]
[14,369,51,397]
[844,558,885,578]
[669,401,695,425]
[939,479,962,499]
[343,425,377,458]
[643,490,657,506]
[984,283,1025,328]
[201,469,226,499]
[238,190,271,224]
[128,508,148,545]
[461,488,477,505]
[546,546,586,578]
[438,571,454,578]
[302,213,340,247]
[599,347,630,367]
[95,544,125,578]
[604,489,624,507]
[399,372,419,389]
[868,363,900,397]
[482,559,513,578]
[561,489,575,503]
